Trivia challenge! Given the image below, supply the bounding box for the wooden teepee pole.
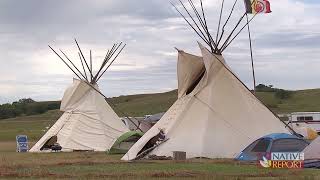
[246,13,256,94]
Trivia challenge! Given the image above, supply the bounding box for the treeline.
[255,84,292,99]
[0,98,60,119]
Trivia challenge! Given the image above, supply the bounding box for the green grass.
[0,110,62,142]
[0,150,319,179]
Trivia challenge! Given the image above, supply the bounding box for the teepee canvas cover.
[30,40,131,152]
[30,79,129,152]
[303,136,320,160]
[122,44,289,160]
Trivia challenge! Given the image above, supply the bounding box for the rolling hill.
[109,88,320,116]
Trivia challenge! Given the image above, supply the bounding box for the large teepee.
[122,0,291,160]
[30,40,130,152]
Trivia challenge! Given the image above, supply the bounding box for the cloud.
[0,0,319,103]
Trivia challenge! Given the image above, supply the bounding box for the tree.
[18,98,35,104]
[0,104,17,119]
[255,84,276,92]
[275,89,292,99]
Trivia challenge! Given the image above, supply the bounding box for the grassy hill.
[256,89,320,113]
[108,90,177,117]
[1,88,320,143]
[108,88,320,116]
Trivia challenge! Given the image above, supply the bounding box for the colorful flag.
[244,0,271,14]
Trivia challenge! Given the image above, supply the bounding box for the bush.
[255,84,277,92]
[0,104,18,119]
[275,89,292,99]
[47,102,60,110]
[0,98,61,120]
[25,104,47,115]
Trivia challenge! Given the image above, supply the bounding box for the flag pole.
[246,13,256,94]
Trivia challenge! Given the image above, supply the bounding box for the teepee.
[122,0,292,160]
[303,137,320,160]
[30,40,130,152]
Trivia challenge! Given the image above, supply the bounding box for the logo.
[251,0,271,13]
[259,152,304,169]
[259,156,271,168]
[253,1,265,13]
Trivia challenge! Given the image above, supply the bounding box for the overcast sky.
[0,0,319,103]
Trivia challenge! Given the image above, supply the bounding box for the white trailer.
[288,112,320,134]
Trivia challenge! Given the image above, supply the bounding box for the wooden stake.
[78,52,88,81]
[216,0,238,48]
[59,49,87,81]
[90,50,93,82]
[96,44,126,82]
[216,0,225,44]
[48,45,83,80]
[75,39,93,80]
[245,13,256,94]
[221,13,257,52]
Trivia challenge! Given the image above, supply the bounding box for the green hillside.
[108,88,320,116]
[1,88,320,142]
[256,89,320,113]
[108,90,177,117]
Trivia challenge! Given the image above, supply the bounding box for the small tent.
[30,41,135,152]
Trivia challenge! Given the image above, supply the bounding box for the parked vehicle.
[236,133,309,161]
[288,112,320,134]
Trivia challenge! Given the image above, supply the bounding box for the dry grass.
[0,149,320,179]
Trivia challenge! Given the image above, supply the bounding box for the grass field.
[0,145,319,179]
[1,89,320,179]
[0,110,62,142]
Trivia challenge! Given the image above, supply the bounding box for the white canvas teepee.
[303,137,320,160]
[30,40,130,152]
[121,44,289,160]
[30,79,129,152]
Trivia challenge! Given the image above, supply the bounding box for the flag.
[244,0,271,14]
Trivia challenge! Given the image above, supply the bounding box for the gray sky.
[0,0,319,103]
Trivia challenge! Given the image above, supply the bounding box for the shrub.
[275,89,292,100]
